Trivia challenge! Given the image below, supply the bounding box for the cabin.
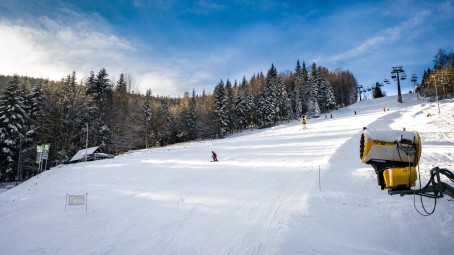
[68,146,114,163]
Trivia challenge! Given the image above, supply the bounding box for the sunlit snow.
[1,93,453,254]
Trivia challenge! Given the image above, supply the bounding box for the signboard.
[65,193,88,212]
[42,144,50,160]
[68,195,85,205]
[36,145,43,163]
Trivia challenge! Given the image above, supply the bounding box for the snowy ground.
[1,93,453,255]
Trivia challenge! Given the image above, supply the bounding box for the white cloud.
[139,70,184,96]
[0,13,219,96]
[316,10,430,66]
[0,16,136,81]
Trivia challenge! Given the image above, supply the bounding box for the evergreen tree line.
[418,48,454,98]
[0,61,358,181]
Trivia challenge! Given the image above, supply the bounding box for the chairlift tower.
[358,85,364,101]
[391,66,406,103]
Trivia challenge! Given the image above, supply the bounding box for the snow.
[1,93,453,254]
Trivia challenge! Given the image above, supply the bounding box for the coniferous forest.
[0,61,359,181]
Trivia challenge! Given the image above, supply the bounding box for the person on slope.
[211,151,218,162]
[301,115,307,129]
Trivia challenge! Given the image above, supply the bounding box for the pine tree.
[20,79,48,178]
[373,82,385,98]
[0,75,28,180]
[275,78,292,122]
[110,74,132,153]
[40,72,90,164]
[161,99,176,145]
[128,91,147,150]
[257,64,279,127]
[317,78,336,113]
[306,63,321,117]
[86,68,113,150]
[213,80,229,137]
[245,89,255,129]
[175,92,192,142]
[144,89,156,148]
[233,83,247,131]
[225,79,234,133]
[196,90,216,139]
[29,79,47,137]
[188,89,197,140]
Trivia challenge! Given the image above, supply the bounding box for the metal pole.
[396,71,402,103]
[37,148,42,178]
[435,80,441,115]
[85,122,88,161]
[431,75,441,115]
[86,193,88,213]
[16,138,22,184]
[392,66,404,103]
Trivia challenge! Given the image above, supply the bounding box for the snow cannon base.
[359,128,421,189]
[383,167,417,190]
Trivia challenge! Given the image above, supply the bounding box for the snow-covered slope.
[1,93,453,255]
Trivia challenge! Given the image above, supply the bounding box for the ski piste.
[1,94,453,254]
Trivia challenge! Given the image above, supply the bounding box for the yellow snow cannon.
[359,128,421,190]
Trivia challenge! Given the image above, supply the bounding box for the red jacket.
[212,151,217,157]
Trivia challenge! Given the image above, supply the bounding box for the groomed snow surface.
[1,93,453,255]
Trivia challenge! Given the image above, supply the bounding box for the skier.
[301,115,307,129]
[211,151,218,162]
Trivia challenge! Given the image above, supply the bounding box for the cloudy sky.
[0,0,453,96]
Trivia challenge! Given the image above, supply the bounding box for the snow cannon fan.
[359,128,421,190]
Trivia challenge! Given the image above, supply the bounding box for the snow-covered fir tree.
[110,73,133,153]
[224,79,234,133]
[306,63,321,117]
[257,64,279,127]
[175,91,196,142]
[161,99,175,145]
[233,80,248,131]
[20,79,48,178]
[275,79,292,122]
[86,68,113,150]
[29,79,47,140]
[293,61,304,117]
[245,85,255,129]
[213,80,229,137]
[187,89,197,140]
[0,75,29,180]
[42,72,91,164]
[316,78,336,113]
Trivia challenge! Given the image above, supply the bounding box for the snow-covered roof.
[69,146,100,162]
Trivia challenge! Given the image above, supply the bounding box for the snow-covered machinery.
[360,128,421,190]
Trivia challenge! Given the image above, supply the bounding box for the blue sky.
[0,0,453,97]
